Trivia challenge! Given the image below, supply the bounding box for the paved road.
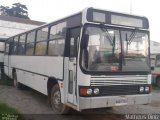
[0,85,160,120]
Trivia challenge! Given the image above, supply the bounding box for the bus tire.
[13,72,23,89]
[50,84,70,114]
[156,77,160,87]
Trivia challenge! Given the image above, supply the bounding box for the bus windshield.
[81,24,150,73]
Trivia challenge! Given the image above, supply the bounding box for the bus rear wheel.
[50,84,70,114]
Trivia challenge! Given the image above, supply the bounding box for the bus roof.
[7,7,149,40]
[85,8,149,29]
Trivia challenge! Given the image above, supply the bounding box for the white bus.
[152,54,160,86]
[4,8,151,114]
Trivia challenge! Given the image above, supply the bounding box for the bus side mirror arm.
[81,34,89,69]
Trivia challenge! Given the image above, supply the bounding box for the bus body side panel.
[16,69,48,95]
[4,55,12,78]
[10,56,64,95]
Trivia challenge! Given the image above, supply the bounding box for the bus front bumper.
[79,94,151,110]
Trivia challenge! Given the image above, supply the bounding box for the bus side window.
[18,34,26,55]
[48,24,65,56]
[70,37,76,57]
[68,28,81,58]
[26,31,36,55]
[35,41,47,56]
[12,36,19,55]
[5,43,9,55]
[6,38,13,55]
[35,27,48,56]
[48,39,65,56]
[0,42,5,52]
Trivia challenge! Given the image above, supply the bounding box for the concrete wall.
[150,41,160,54]
[0,19,44,65]
[0,20,40,38]
[150,41,160,69]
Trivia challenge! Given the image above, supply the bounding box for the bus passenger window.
[25,31,36,55]
[70,37,76,57]
[35,41,47,55]
[18,34,26,55]
[48,39,65,56]
[37,27,48,41]
[26,43,34,55]
[5,43,9,54]
[12,36,19,54]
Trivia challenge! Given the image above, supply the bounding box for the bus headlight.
[139,87,144,92]
[87,89,92,95]
[145,86,149,92]
[94,88,99,94]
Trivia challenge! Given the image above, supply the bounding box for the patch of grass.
[152,85,160,90]
[0,102,25,120]
[0,74,13,86]
[0,102,18,113]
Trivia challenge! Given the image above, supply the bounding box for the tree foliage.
[0,2,30,19]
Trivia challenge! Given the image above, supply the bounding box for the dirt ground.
[0,85,160,120]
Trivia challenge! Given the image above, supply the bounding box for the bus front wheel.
[50,84,70,114]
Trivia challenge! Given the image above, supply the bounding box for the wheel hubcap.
[52,90,63,112]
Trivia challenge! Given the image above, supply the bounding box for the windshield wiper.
[125,29,137,55]
[100,24,116,57]
[100,24,114,46]
[126,29,137,45]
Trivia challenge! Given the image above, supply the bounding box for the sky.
[0,0,159,42]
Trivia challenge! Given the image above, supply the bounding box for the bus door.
[64,27,80,105]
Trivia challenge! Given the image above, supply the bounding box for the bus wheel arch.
[12,69,23,89]
[47,78,70,114]
[12,68,16,75]
[47,77,58,100]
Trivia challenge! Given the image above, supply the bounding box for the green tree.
[0,6,10,16]
[0,2,30,19]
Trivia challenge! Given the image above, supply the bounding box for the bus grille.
[91,75,148,86]
[98,85,147,96]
